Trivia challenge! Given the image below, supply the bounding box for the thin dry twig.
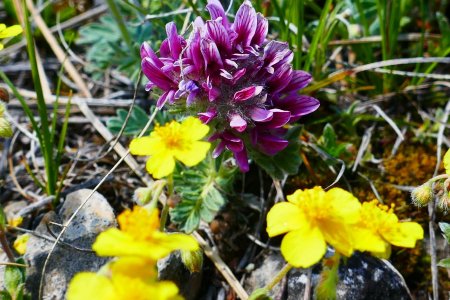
[193,231,249,300]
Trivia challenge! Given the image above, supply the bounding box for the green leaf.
[439,222,450,243]
[107,106,167,137]
[436,12,450,48]
[251,142,302,180]
[318,123,352,159]
[0,291,12,300]
[437,258,450,268]
[170,160,232,233]
[4,265,24,298]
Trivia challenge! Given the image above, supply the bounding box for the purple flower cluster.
[141,0,319,172]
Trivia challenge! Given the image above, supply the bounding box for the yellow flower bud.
[411,183,433,207]
[180,249,203,273]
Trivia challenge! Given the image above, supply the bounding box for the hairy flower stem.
[264,263,293,291]
[160,174,174,231]
[0,228,15,262]
[428,174,450,183]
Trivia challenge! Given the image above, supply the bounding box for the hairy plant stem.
[160,173,173,231]
[264,263,293,291]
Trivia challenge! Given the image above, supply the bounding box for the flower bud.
[133,180,166,206]
[411,183,433,207]
[0,117,12,138]
[13,234,30,255]
[438,191,450,212]
[180,249,203,273]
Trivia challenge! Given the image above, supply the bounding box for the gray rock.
[245,252,412,300]
[158,251,203,300]
[24,189,116,300]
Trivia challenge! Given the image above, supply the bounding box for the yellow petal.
[321,221,354,257]
[0,43,3,50]
[13,234,29,255]
[93,229,188,260]
[146,153,175,179]
[266,202,306,237]
[109,257,157,280]
[382,222,424,248]
[67,273,117,300]
[351,227,387,254]
[0,24,5,32]
[280,227,327,268]
[129,136,160,156]
[0,25,23,39]
[444,149,450,175]
[174,141,210,166]
[181,116,209,140]
[286,186,325,205]
[153,232,199,252]
[326,188,361,223]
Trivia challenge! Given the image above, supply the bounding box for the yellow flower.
[93,206,198,259]
[0,24,23,50]
[266,187,361,268]
[130,117,210,179]
[353,200,424,258]
[444,148,450,175]
[67,258,182,300]
[13,233,29,255]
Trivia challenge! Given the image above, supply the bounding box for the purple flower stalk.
[141,0,319,172]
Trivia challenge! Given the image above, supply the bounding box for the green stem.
[264,263,293,291]
[160,174,174,231]
[23,0,55,195]
[105,0,133,51]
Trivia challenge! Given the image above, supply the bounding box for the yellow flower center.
[155,123,187,151]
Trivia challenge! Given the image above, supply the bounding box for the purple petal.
[229,113,247,132]
[207,20,231,53]
[208,87,220,101]
[186,29,204,73]
[257,109,291,129]
[231,1,257,48]
[156,91,170,108]
[213,140,226,158]
[234,149,249,172]
[200,39,224,70]
[225,59,238,68]
[222,131,241,143]
[206,0,231,29]
[140,43,163,68]
[159,40,171,58]
[233,86,263,101]
[141,58,174,90]
[262,41,291,74]
[198,108,217,124]
[274,95,320,119]
[232,68,246,84]
[281,71,313,94]
[167,90,176,104]
[267,64,293,94]
[250,107,273,122]
[220,69,233,80]
[253,131,289,155]
[166,22,183,60]
[251,13,268,46]
[187,90,199,105]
